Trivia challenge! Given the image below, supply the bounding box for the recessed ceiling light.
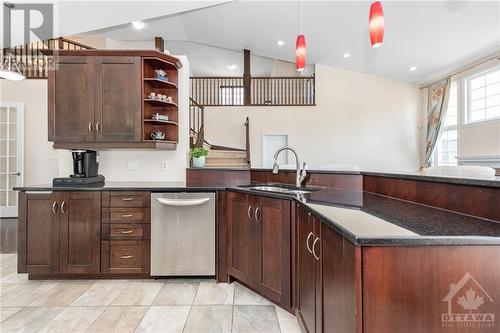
[227,64,237,71]
[132,21,145,30]
[277,40,284,46]
[409,66,418,72]
[343,53,351,58]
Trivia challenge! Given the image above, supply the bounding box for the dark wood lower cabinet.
[18,191,60,274]
[227,191,292,310]
[59,191,101,274]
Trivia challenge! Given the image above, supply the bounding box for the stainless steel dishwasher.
[151,192,215,276]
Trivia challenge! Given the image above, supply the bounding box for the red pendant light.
[296,34,306,72]
[369,1,384,48]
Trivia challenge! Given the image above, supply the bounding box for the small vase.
[192,156,206,168]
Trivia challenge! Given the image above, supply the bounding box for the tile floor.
[0,253,301,333]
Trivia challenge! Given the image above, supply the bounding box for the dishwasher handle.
[155,197,211,207]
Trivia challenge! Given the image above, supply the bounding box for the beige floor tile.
[193,280,234,305]
[71,281,128,306]
[234,282,272,305]
[275,305,301,333]
[112,281,163,306]
[152,282,199,305]
[86,306,148,333]
[0,307,22,322]
[183,305,232,333]
[0,254,17,266]
[0,306,64,333]
[29,282,93,306]
[0,272,29,284]
[37,306,106,333]
[135,306,190,333]
[0,265,17,278]
[0,282,59,306]
[232,305,280,333]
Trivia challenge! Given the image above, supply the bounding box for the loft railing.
[190,75,315,106]
[189,97,205,148]
[2,37,95,79]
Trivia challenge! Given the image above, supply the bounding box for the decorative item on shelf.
[152,113,169,121]
[191,147,209,168]
[148,92,156,99]
[165,96,173,103]
[154,69,168,81]
[151,130,166,141]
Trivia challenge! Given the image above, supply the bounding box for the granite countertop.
[228,185,500,246]
[14,181,224,192]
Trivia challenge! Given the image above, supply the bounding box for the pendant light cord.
[298,0,302,34]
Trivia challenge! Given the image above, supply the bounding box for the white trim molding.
[457,155,500,175]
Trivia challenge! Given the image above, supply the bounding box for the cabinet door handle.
[312,237,320,261]
[88,122,93,132]
[247,205,253,220]
[60,201,67,214]
[306,232,313,254]
[122,197,134,201]
[52,201,59,214]
[96,122,100,132]
[120,230,133,234]
[254,207,260,222]
[122,214,133,218]
[121,255,133,259]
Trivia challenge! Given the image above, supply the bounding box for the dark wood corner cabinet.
[18,190,151,278]
[47,50,181,150]
[226,191,293,310]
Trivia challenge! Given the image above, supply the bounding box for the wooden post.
[243,49,251,105]
[155,37,165,53]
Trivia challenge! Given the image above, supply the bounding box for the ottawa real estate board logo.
[442,272,495,328]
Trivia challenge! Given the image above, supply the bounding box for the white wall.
[0,80,60,185]
[204,64,423,171]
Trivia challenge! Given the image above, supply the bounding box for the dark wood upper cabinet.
[254,196,292,308]
[49,56,96,143]
[95,56,141,142]
[59,191,101,274]
[227,192,255,286]
[17,192,60,274]
[47,50,181,150]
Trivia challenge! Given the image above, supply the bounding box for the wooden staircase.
[190,98,250,168]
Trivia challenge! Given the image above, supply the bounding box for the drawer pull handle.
[122,214,133,218]
[312,237,320,261]
[122,197,134,201]
[121,255,133,259]
[52,201,59,214]
[120,230,133,234]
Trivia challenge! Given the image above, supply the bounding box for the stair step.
[207,150,247,159]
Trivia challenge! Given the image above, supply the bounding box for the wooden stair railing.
[2,37,95,79]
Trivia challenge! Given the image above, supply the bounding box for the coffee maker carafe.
[71,150,98,178]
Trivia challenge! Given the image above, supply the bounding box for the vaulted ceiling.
[94,1,500,83]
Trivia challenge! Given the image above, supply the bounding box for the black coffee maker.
[71,150,98,178]
[53,150,105,186]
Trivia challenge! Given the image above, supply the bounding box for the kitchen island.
[15,170,500,333]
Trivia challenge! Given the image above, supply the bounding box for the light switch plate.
[127,160,138,171]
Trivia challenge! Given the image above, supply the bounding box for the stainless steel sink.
[247,185,312,195]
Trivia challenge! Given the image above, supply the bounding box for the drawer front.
[109,241,143,273]
[109,208,145,222]
[109,224,143,240]
[104,192,150,208]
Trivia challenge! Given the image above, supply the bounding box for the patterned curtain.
[424,77,451,168]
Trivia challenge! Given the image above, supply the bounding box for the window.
[465,66,500,124]
[434,81,458,166]
[219,86,244,105]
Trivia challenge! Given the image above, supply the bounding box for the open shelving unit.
[142,57,179,148]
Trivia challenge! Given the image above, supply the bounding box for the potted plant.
[191,147,209,168]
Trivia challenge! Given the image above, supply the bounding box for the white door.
[0,103,24,218]
[262,134,288,168]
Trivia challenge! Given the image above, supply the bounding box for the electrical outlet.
[127,160,138,171]
[161,160,169,171]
